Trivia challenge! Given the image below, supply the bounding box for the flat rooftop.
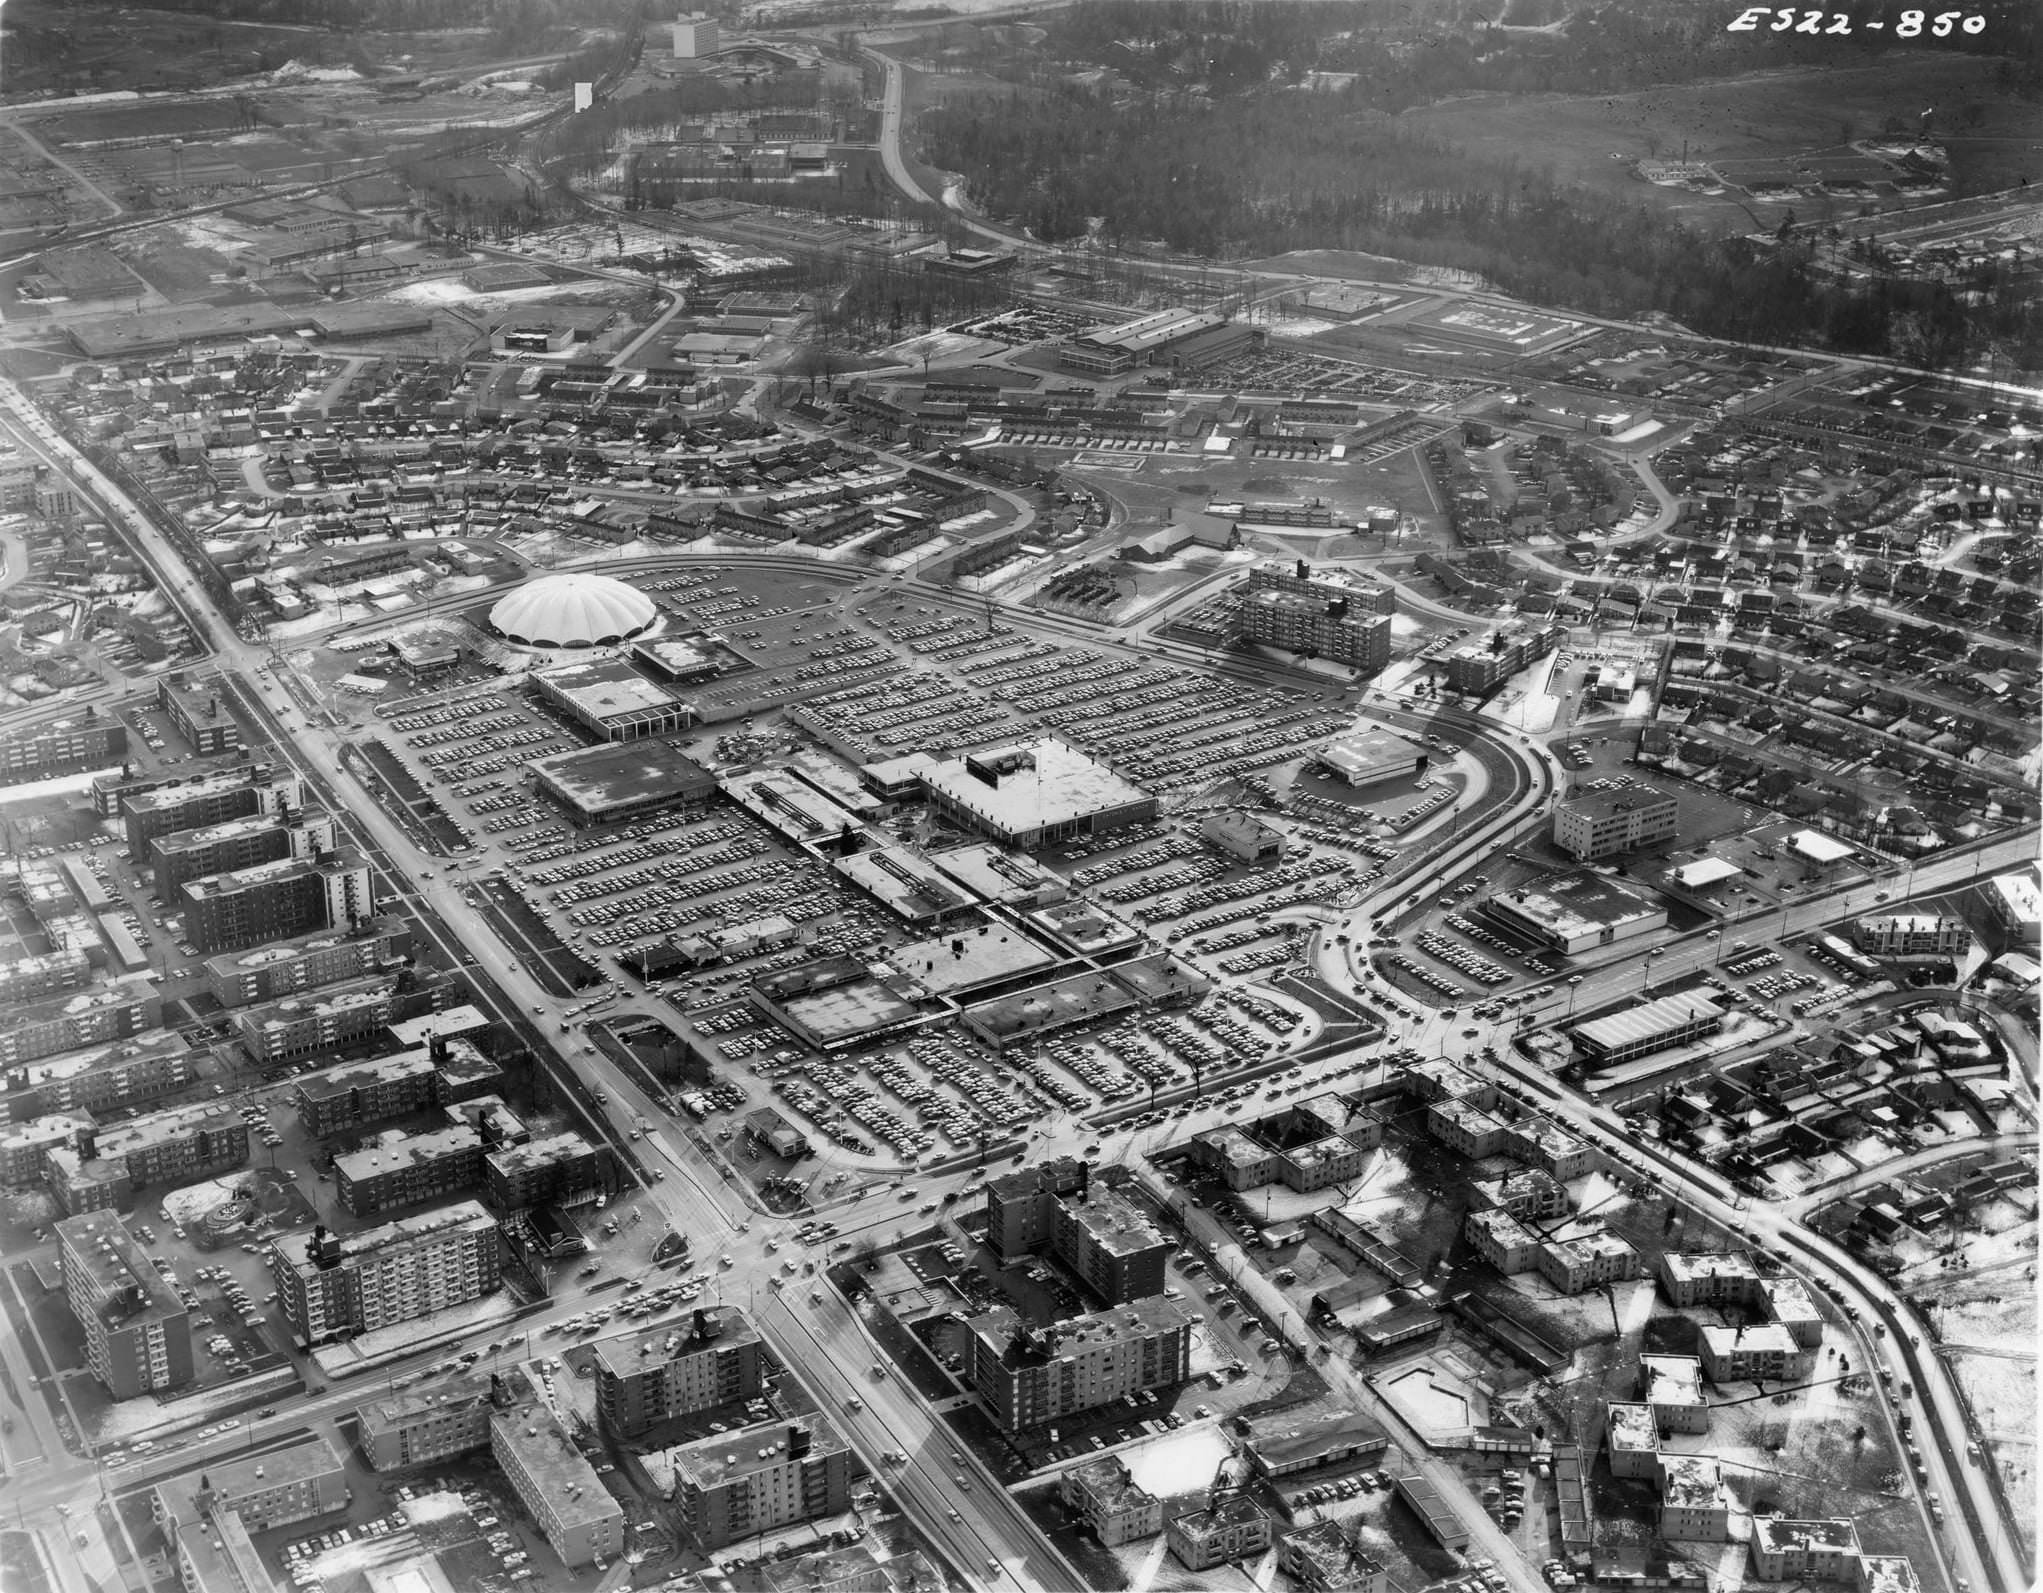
[356,1373,494,1435]
[57,1209,185,1325]
[1559,789,1678,823]
[485,1129,594,1175]
[927,842,1062,906]
[592,1309,757,1381]
[95,1099,241,1157]
[834,846,970,921]
[921,739,1152,837]
[532,740,716,811]
[154,814,288,853]
[882,926,1061,997]
[294,1048,438,1098]
[1248,1406,1385,1469]
[1493,870,1665,937]
[534,657,683,722]
[490,1386,620,1532]
[3,1030,190,1093]
[387,1009,490,1048]
[1077,307,1225,353]
[1751,1516,1861,1555]
[661,1414,847,1492]
[333,1124,481,1182]
[1787,829,1854,865]
[244,977,395,1024]
[180,853,336,900]
[960,966,1140,1042]
[970,1294,1194,1365]
[1195,1125,1269,1166]
[1662,1251,1759,1289]
[1641,1354,1705,1406]
[122,771,260,815]
[1657,1453,1722,1509]
[1318,721,1430,778]
[1060,1185,1165,1257]
[155,1432,343,1513]
[769,975,922,1044]
[1605,1402,1658,1451]
[274,1201,495,1272]
[722,768,860,839]
[1023,899,1142,955]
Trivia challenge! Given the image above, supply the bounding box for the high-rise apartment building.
[271,1204,500,1345]
[968,1296,1196,1430]
[58,1209,194,1399]
[594,1309,763,1437]
[179,851,373,954]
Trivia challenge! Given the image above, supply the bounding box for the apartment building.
[982,1157,1087,1260]
[968,1295,1196,1431]
[1166,1496,1273,1572]
[292,1050,439,1137]
[1426,1098,1510,1159]
[1,985,163,1068]
[1553,790,1680,861]
[1852,914,1971,956]
[155,1436,349,1593]
[1603,1402,1660,1480]
[1749,1518,1862,1582]
[150,813,336,902]
[492,1379,627,1568]
[334,1124,484,1217]
[1238,566,1392,674]
[1657,1454,1730,1542]
[122,769,301,861]
[0,948,92,1006]
[595,1308,763,1437]
[205,920,412,1008]
[1047,1185,1170,1306]
[83,1099,248,1196]
[58,1209,193,1399]
[658,1416,852,1552]
[484,1130,603,1213]
[1701,1322,1814,1384]
[156,673,242,757]
[0,1031,194,1124]
[0,1113,90,1188]
[1639,1354,1710,1435]
[0,716,127,787]
[271,1205,500,1345]
[1442,621,1564,693]
[179,851,373,954]
[236,978,400,1065]
[356,1374,499,1470]
[1278,1521,1387,1593]
[1057,1456,1162,1547]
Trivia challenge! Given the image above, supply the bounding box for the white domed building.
[488,572,657,649]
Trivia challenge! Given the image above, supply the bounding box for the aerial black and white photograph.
[0,1,2035,1592]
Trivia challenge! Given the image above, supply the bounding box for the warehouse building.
[1059,309,1227,375]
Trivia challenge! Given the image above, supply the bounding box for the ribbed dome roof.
[489,573,657,648]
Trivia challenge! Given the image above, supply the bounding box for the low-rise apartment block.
[356,1374,499,1470]
[237,977,400,1064]
[491,1372,626,1568]
[1278,1521,1387,1593]
[485,1130,603,1213]
[1701,1321,1814,1384]
[1603,1402,1659,1479]
[1058,1456,1162,1547]
[205,919,411,1008]
[1657,1454,1730,1542]
[1165,1495,1273,1572]
[1852,914,1970,957]
[1639,1354,1710,1434]
[1749,1517,1861,1582]
[150,812,336,902]
[0,984,162,1068]
[154,1435,349,1593]
[0,1031,195,1124]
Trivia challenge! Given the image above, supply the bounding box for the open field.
[1403,55,2043,230]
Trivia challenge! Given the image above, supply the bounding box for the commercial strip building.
[1570,994,1726,1067]
[1552,790,1680,861]
[532,657,695,742]
[920,739,1158,850]
[1315,722,1431,788]
[1200,809,1285,865]
[648,1416,852,1551]
[58,1209,193,1399]
[967,1294,1196,1430]
[529,738,719,826]
[270,1205,501,1345]
[492,1369,627,1568]
[1485,870,1668,956]
[595,1308,764,1436]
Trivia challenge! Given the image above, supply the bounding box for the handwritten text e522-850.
[1727,8,1987,33]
